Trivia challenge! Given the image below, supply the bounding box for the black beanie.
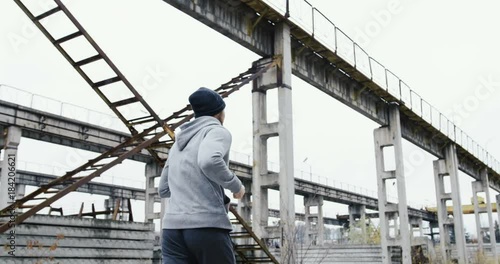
[189,87,226,118]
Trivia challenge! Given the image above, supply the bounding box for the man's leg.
[183,228,235,264]
[162,229,196,264]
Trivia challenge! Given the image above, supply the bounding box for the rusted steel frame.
[0,121,162,216]
[229,206,280,264]
[13,0,164,164]
[0,131,166,233]
[54,0,163,127]
[12,0,133,133]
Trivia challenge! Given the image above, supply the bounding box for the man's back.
[162,116,239,230]
[158,87,244,264]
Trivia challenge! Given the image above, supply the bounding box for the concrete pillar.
[318,199,324,246]
[304,195,324,245]
[0,126,22,210]
[276,22,295,264]
[497,194,500,244]
[304,200,312,244]
[237,181,252,223]
[429,221,438,244]
[145,161,162,224]
[433,160,452,261]
[104,197,113,219]
[252,22,295,263]
[482,170,497,262]
[251,73,270,239]
[418,218,423,237]
[409,217,424,242]
[348,204,367,243]
[105,196,129,220]
[433,144,467,264]
[15,183,25,201]
[373,104,411,264]
[472,181,485,252]
[472,169,497,260]
[14,183,25,213]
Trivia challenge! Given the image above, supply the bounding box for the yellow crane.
[426,196,497,215]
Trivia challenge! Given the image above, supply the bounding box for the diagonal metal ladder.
[13,0,167,162]
[229,207,280,264]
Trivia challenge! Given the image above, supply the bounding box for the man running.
[159,87,245,264]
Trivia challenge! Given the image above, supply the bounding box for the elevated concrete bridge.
[156,1,500,263]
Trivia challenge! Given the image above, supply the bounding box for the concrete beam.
[10,169,158,202]
[0,101,153,163]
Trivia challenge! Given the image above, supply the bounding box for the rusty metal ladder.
[229,206,280,263]
[13,0,168,162]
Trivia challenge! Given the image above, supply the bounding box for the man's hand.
[233,185,245,199]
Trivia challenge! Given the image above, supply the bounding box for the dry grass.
[429,248,499,264]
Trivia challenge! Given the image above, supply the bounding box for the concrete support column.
[472,168,497,259]
[304,195,324,245]
[0,126,22,210]
[251,76,270,239]
[348,204,367,243]
[104,197,113,220]
[237,181,252,223]
[15,183,25,201]
[409,217,424,241]
[317,199,324,246]
[418,218,424,237]
[14,183,26,213]
[105,196,128,220]
[433,144,468,264]
[373,105,411,264]
[304,200,312,244]
[276,22,295,264]
[497,194,500,242]
[145,161,162,224]
[429,221,438,244]
[252,22,295,263]
[472,181,485,252]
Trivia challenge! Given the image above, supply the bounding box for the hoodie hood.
[176,116,221,151]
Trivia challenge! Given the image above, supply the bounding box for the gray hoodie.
[158,116,242,230]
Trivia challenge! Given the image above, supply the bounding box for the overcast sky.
[1,0,500,236]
